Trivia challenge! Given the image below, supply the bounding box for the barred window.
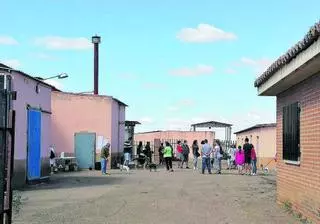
[282,102,301,161]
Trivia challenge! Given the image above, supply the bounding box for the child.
[251,146,257,176]
[235,146,245,175]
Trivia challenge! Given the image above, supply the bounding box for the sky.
[1,0,320,139]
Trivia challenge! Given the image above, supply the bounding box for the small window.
[282,102,301,161]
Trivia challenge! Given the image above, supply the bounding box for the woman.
[176,141,184,168]
[214,140,223,174]
[192,140,200,170]
[235,146,245,175]
[251,146,257,176]
[164,142,174,172]
[144,142,152,163]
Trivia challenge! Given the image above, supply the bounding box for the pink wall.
[11,72,52,160]
[51,92,112,155]
[110,100,126,154]
[134,130,215,148]
[51,92,126,164]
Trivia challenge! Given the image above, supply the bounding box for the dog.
[148,163,157,172]
[117,163,130,173]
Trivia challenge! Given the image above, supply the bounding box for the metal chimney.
[92,35,101,95]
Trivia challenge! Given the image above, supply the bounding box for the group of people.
[234,137,257,175]
[157,137,257,176]
[100,137,258,176]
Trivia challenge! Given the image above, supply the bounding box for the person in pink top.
[176,141,184,168]
[251,146,257,176]
[235,146,245,175]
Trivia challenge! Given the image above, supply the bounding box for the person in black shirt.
[243,137,253,175]
[158,143,164,165]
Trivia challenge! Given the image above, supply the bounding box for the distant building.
[51,91,126,169]
[255,21,320,223]
[1,63,55,188]
[234,123,276,169]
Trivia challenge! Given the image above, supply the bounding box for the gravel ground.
[13,166,299,224]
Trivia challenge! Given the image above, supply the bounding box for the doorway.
[74,132,96,169]
[27,109,41,181]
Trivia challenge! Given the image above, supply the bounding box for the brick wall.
[276,72,320,223]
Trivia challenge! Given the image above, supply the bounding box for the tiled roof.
[234,123,276,134]
[254,21,320,87]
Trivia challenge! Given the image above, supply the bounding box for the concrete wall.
[236,126,276,169]
[11,71,52,188]
[110,100,126,166]
[51,92,112,156]
[134,131,215,159]
[51,92,126,168]
[276,72,320,223]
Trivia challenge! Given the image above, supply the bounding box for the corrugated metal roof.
[234,123,276,134]
[254,20,320,87]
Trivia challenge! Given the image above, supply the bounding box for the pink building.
[1,63,54,188]
[51,91,126,169]
[235,124,277,169]
[134,130,215,160]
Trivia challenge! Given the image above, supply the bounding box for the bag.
[50,150,55,159]
[196,152,200,157]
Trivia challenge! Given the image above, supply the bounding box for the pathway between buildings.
[13,169,298,224]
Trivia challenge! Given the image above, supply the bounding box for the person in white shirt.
[49,145,56,174]
[227,145,236,169]
[213,140,223,174]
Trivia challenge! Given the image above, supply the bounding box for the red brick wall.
[276,73,320,223]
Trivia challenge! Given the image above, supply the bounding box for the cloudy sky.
[1,0,319,139]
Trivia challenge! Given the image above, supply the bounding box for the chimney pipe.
[92,35,101,95]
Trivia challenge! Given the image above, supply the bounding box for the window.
[283,102,301,161]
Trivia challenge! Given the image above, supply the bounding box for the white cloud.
[1,59,21,68]
[44,79,63,89]
[225,68,237,74]
[167,106,179,112]
[240,57,273,74]
[169,64,213,77]
[139,117,154,124]
[0,36,18,45]
[177,24,237,43]
[142,82,166,89]
[35,36,92,50]
[166,99,195,112]
[119,73,137,80]
[32,52,57,60]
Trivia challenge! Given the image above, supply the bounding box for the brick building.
[234,123,277,170]
[255,21,320,223]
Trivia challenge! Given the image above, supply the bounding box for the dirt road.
[13,168,298,224]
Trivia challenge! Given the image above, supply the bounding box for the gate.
[74,132,96,169]
[27,109,41,180]
[0,73,16,224]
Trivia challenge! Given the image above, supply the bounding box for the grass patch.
[282,200,313,224]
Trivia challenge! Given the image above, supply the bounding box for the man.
[158,143,164,165]
[101,143,110,175]
[243,137,253,175]
[49,145,56,175]
[201,139,212,174]
[182,140,190,169]
[123,137,133,166]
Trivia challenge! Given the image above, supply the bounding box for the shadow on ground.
[21,173,125,191]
